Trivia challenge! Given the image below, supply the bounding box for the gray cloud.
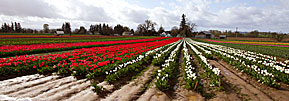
[0,0,59,18]
[1,0,289,32]
[124,9,149,24]
[73,4,113,22]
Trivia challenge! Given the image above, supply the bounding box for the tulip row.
[186,38,221,87]
[0,37,168,58]
[182,40,199,89]
[191,39,281,87]
[104,40,181,83]
[0,38,181,78]
[152,39,182,66]
[0,36,153,45]
[201,40,289,68]
[205,39,289,47]
[155,40,182,91]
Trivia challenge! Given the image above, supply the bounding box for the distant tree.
[89,23,123,35]
[227,30,234,37]
[188,22,197,36]
[89,24,96,34]
[272,32,286,42]
[101,23,113,35]
[209,30,222,36]
[114,24,124,35]
[136,19,157,36]
[3,23,8,33]
[62,22,71,35]
[11,22,14,32]
[15,22,18,32]
[180,14,186,31]
[78,26,87,34]
[130,29,134,34]
[123,26,130,32]
[43,24,49,33]
[170,26,179,36]
[15,22,22,33]
[72,28,79,34]
[151,24,158,36]
[178,14,197,37]
[249,30,259,37]
[136,24,145,35]
[158,25,165,35]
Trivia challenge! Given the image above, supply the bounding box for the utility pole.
[235,27,238,38]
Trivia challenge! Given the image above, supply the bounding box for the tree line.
[0,14,287,41]
[0,22,40,33]
[0,14,197,37]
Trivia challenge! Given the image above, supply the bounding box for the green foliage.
[189,43,222,87]
[155,42,181,91]
[152,45,177,66]
[92,82,104,93]
[0,36,157,45]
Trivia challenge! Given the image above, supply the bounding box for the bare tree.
[136,19,157,36]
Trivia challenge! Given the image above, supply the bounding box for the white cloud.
[0,0,289,32]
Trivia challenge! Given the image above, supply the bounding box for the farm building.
[160,32,172,37]
[219,35,227,39]
[113,34,120,36]
[55,31,64,36]
[195,31,214,38]
[122,32,132,36]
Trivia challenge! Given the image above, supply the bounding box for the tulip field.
[202,39,289,59]
[0,36,289,101]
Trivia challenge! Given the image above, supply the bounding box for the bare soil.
[0,74,98,101]
[209,60,272,101]
[102,64,158,101]
[136,79,171,101]
[187,44,242,100]
[172,50,204,101]
[215,58,289,101]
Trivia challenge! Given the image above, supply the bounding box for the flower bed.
[182,40,199,89]
[155,40,182,91]
[0,37,168,58]
[205,39,289,47]
[104,40,179,83]
[0,38,181,78]
[192,39,286,87]
[186,38,221,87]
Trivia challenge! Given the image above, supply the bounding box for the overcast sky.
[1,0,289,32]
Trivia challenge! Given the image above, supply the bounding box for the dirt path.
[102,64,158,101]
[216,59,289,101]
[65,86,99,101]
[196,60,241,101]
[136,78,171,101]
[209,60,272,101]
[0,74,99,101]
[0,74,45,88]
[173,68,204,101]
[8,76,77,98]
[187,44,240,101]
[172,50,204,101]
[0,74,61,95]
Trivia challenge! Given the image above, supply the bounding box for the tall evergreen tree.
[180,14,186,31]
